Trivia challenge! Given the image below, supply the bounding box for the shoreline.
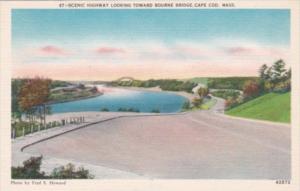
[113,86,198,102]
[44,85,198,116]
[46,92,103,105]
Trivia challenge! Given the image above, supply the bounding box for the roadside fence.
[11,116,85,139]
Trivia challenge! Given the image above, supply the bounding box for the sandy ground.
[20,106,290,179]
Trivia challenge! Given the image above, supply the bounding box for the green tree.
[258,60,290,93]
[259,64,269,80]
[271,59,287,84]
[285,68,291,81]
[197,87,209,98]
[19,77,52,128]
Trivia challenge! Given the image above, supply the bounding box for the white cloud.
[13,39,291,80]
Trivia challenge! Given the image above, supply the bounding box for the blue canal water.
[50,87,188,113]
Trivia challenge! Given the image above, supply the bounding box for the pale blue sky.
[12,9,291,80]
[12,9,290,46]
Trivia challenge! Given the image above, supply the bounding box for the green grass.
[201,98,217,110]
[226,92,290,123]
[182,98,217,112]
[49,90,95,102]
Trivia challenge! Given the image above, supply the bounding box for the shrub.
[211,90,240,100]
[225,97,239,110]
[151,109,160,113]
[12,156,94,179]
[118,107,140,112]
[243,80,260,99]
[127,108,135,112]
[273,80,291,93]
[192,97,203,108]
[12,156,45,179]
[50,163,94,179]
[181,101,190,110]
[128,108,140,112]
[264,81,275,92]
[118,107,126,112]
[101,108,109,112]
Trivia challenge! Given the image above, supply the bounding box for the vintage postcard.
[0,0,299,191]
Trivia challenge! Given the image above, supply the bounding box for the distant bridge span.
[116,77,135,81]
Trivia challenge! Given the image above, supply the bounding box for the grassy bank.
[201,98,217,110]
[185,77,208,85]
[225,92,290,123]
[182,98,217,112]
[49,86,100,104]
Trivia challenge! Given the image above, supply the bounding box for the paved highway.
[24,99,290,179]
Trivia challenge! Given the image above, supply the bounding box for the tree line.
[225,59,291,109]
[111,79,197,93]
[207,77,259,90]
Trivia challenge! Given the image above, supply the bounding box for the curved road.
[22,98,290,179]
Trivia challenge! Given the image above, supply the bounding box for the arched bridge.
[115,77,135,81]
